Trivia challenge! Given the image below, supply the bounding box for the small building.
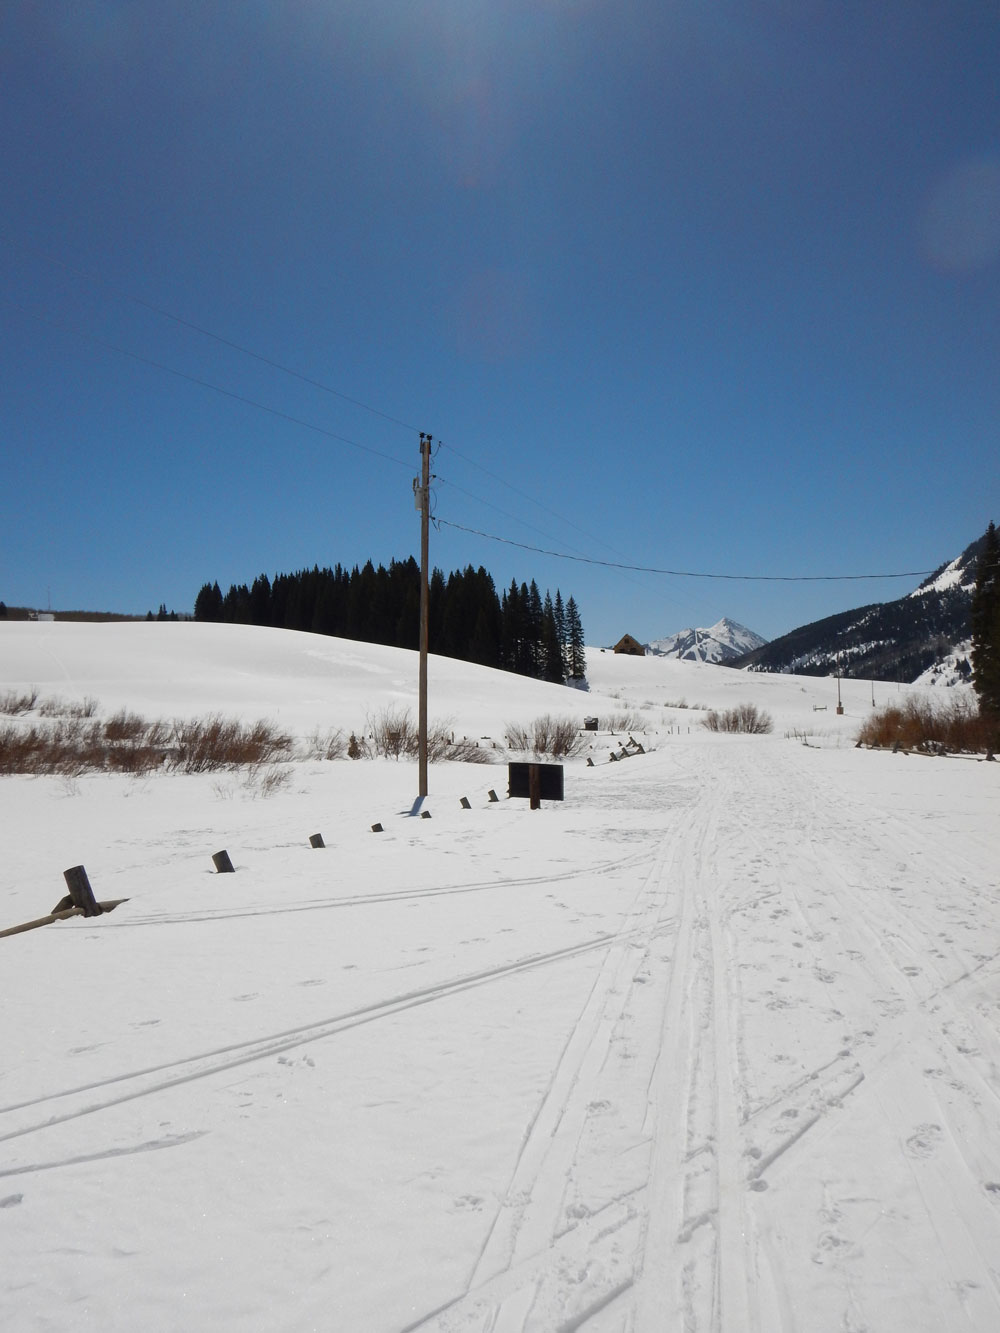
[613,634,646,656]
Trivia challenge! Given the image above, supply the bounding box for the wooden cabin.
[612,634,646,656]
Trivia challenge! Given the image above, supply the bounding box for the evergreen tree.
[525,580,543,677]
[249,574,271,626]
[971,520,1000,716]
[194,581,223,622]
[540,593,564,683]
[191,559,583,683]
[553,589,567,677]
[500,580,524,673]
[566,596,586,681]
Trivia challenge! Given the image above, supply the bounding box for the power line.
[433,474,609,565]
[438,438,638,564]
[4,300,414,471]
[0,232,422,434]
[435,517,937,582]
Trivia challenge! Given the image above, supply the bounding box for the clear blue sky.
[3,1,998,644]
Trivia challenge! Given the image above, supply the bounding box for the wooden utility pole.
[415,433,432,797]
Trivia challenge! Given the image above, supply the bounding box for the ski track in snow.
[4,625,1000,1332]
[397,744,1000,1333]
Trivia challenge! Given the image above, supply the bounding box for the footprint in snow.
[454,1195,484,1211]
[0,1194,23,1209]
[905,1123,943,1159]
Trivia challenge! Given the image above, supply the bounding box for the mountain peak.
[647,618,768,664]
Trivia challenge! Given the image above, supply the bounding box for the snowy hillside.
[736,528,988,683]
[646,616,767,664]
[2,621,999,1332]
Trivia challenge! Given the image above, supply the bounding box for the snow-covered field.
[3,622,999,1332]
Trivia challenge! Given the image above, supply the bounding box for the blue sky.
[3,1,998,644]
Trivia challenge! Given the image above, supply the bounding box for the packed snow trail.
[405,740,1000,1333]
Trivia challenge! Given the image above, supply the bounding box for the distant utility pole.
[414,433,432,798]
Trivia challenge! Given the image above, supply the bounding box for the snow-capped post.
[212,850,235,873]
[309,833,325,848]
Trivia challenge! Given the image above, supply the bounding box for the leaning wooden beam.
[0,900,130,940]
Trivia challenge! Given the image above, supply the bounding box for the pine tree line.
[194,561,586,683]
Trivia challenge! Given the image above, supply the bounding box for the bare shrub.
[38,695,99,719]
[245,764,293,797]
[601,710,645,733]
[367,707,418,760]
[702,703,774,734]
[505,715,589,758]
[0,688,39,716]
[172,716,292,772]
[0,709,290,776]
[427,727,495,764]
[104,709,148,744]
[302,726,346,761]
[857,695,996,754]
[0,723,41,774]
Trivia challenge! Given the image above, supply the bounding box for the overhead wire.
[0,232,422,435]
[434,517,937,582]
[3,236,698,582]
[4,299,414,472]
[1,239,948,588]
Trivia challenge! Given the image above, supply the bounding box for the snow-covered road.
[3,623,999,1330]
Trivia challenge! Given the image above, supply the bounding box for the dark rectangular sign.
[508,762,565,801]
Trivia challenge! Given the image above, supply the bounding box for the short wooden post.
[371,823,384,833]
[309,833,325,848]
[487,789,499,803]
[529,764,541,811]
[420,810,432,819]
[212,850,235,873]
[460,797,471,809]
[64,865,101,916]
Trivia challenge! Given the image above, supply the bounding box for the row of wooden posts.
[211,788,502,867]
[3,771,567,938]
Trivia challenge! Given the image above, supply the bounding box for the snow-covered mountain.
[646,616,767,664]
[734,529,988,684]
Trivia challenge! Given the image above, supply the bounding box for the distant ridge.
[647,617,768,664]
[732,530,989,684]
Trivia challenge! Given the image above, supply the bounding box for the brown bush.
[173,716,292,772]
[38,695,99,719]
[0,688,39,716]
[701,703,774,734]
[505,715,589,758]
[427,729,494,764]
[856,695,996,754]
[104,709,148,744]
